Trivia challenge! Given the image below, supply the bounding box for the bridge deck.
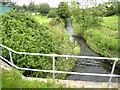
[1,59,119,88]
[23,76,120,88]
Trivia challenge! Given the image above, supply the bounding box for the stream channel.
[65,18,119,82]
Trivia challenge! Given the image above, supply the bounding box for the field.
[102,15,118,30]
[33,14,51,24]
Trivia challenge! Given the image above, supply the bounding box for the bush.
[1,10,80,79]
[1,10,59,78]
[39,3,50,15]
[48,9,57,18]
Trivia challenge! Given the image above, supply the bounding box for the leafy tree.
[98,1,120,16]
[22,4,27,10]
[39,3,50,15]
[73,8,103,31]
[47,8,57,18]
[57,2,71,19]
[27,2,35,12]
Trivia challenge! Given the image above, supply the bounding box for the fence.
[0,44,120,86]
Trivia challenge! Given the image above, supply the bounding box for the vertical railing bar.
[9,51,13,63]
[108,59,118,87]
[52,56,55,82]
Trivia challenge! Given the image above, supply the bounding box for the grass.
[1,69,63,88]
[83,15,119,65]
[33,14,51,24]
[103,15,118,30]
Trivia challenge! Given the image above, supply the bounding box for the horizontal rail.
[0,44,119,61]
[1,56,120,78]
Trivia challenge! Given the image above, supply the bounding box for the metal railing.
[0,44,120,86]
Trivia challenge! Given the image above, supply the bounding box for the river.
[66,18,119,82]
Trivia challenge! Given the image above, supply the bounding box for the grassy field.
[103,15,118,30]
[1,69,63,88]
[33,14,51,24]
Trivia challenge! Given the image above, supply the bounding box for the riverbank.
[1,10,80,79]
[72,15,119,72]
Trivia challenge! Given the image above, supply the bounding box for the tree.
[57,2,71,19]
[27,1,35,12]
[98,1,120,16]
[47,8,57,18]
[22,4,27,10]
[39,3,50,15]
[71,4,103,32]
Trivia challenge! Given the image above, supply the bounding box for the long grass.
[1,69,63,88]
[103,15,118,30]
[33,14,51,24]
[83,15,119,65]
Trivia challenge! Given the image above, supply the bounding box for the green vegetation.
[34,14,80,79]
[71,3,103,35]
[97,1,120,16]
[69,1,119,67]
[33,14,51,24]
[83,16,119,66]
[48,9,57,18]
[84,28,118,57]
[103,15,118,30]
[1,69,63,88]
[38,3,50,15]
[57,2,71,20]
[1,10,80,79]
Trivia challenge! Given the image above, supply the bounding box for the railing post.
[9,51,13,63]
[108,58,118,87]
[52,56,55,82]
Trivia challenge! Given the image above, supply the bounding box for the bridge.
[0,44,120,88]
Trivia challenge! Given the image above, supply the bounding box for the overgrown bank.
[73,15,119,68]
[1,10,80,79]
[1,69,63,88]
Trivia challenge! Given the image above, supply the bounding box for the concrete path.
[23,77,120,88]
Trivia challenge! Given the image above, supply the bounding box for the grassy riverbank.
[33,14,80,79]
[83,15,119,65]
[72,15,119,66]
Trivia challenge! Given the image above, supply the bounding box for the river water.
[66,18,119,82]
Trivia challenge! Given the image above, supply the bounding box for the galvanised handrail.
[0,44,120,87]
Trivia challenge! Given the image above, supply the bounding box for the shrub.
[1,10,59,78]
[1,10,80,79]
[48,9,57,18]
[39,3,50,15]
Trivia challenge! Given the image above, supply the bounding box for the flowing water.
[66,18,119,82]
